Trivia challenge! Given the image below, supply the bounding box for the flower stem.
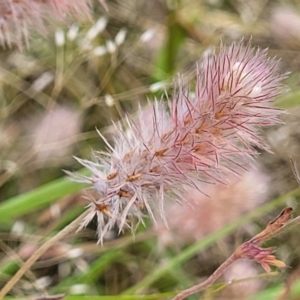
[172,253,237,300]
[0,211,89,299]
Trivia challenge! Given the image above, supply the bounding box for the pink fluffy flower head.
[71,41,286,243]
[0,0,105,48]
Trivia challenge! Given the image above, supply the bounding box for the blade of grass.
[0,172,88,221]
[276,89,300,108]
[3,293,176,300]
[52,249,124,293]
[247,275,300,300]
[153,10,186,81]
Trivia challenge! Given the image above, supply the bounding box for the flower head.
[71,41,286,243]
[235,242,286,273]
[155,168,270,246]
[0,0,100,48]
[271,6,300,49]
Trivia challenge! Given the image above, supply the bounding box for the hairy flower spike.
[71,41,286,243]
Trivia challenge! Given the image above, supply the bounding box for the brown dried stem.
[173,207,299,300]
[0,211,89,299]
[173,253,237,300]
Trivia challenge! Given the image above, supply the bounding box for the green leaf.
[0,173,88,221]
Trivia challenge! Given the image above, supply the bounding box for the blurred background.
[0,0,300,299]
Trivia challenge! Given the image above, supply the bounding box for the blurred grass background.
[1,0,300,299]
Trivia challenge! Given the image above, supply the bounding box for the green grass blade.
[0,176,87,221]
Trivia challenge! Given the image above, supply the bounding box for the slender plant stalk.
[173,253,237,300]
[173,207,300,300]
[0,211,89,299]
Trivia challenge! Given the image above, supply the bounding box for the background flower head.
[0,0,104,48]
[155,168,270,246]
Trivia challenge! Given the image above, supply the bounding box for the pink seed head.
[71,40,286,243]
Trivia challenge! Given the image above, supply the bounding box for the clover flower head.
[71,40,286,243]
